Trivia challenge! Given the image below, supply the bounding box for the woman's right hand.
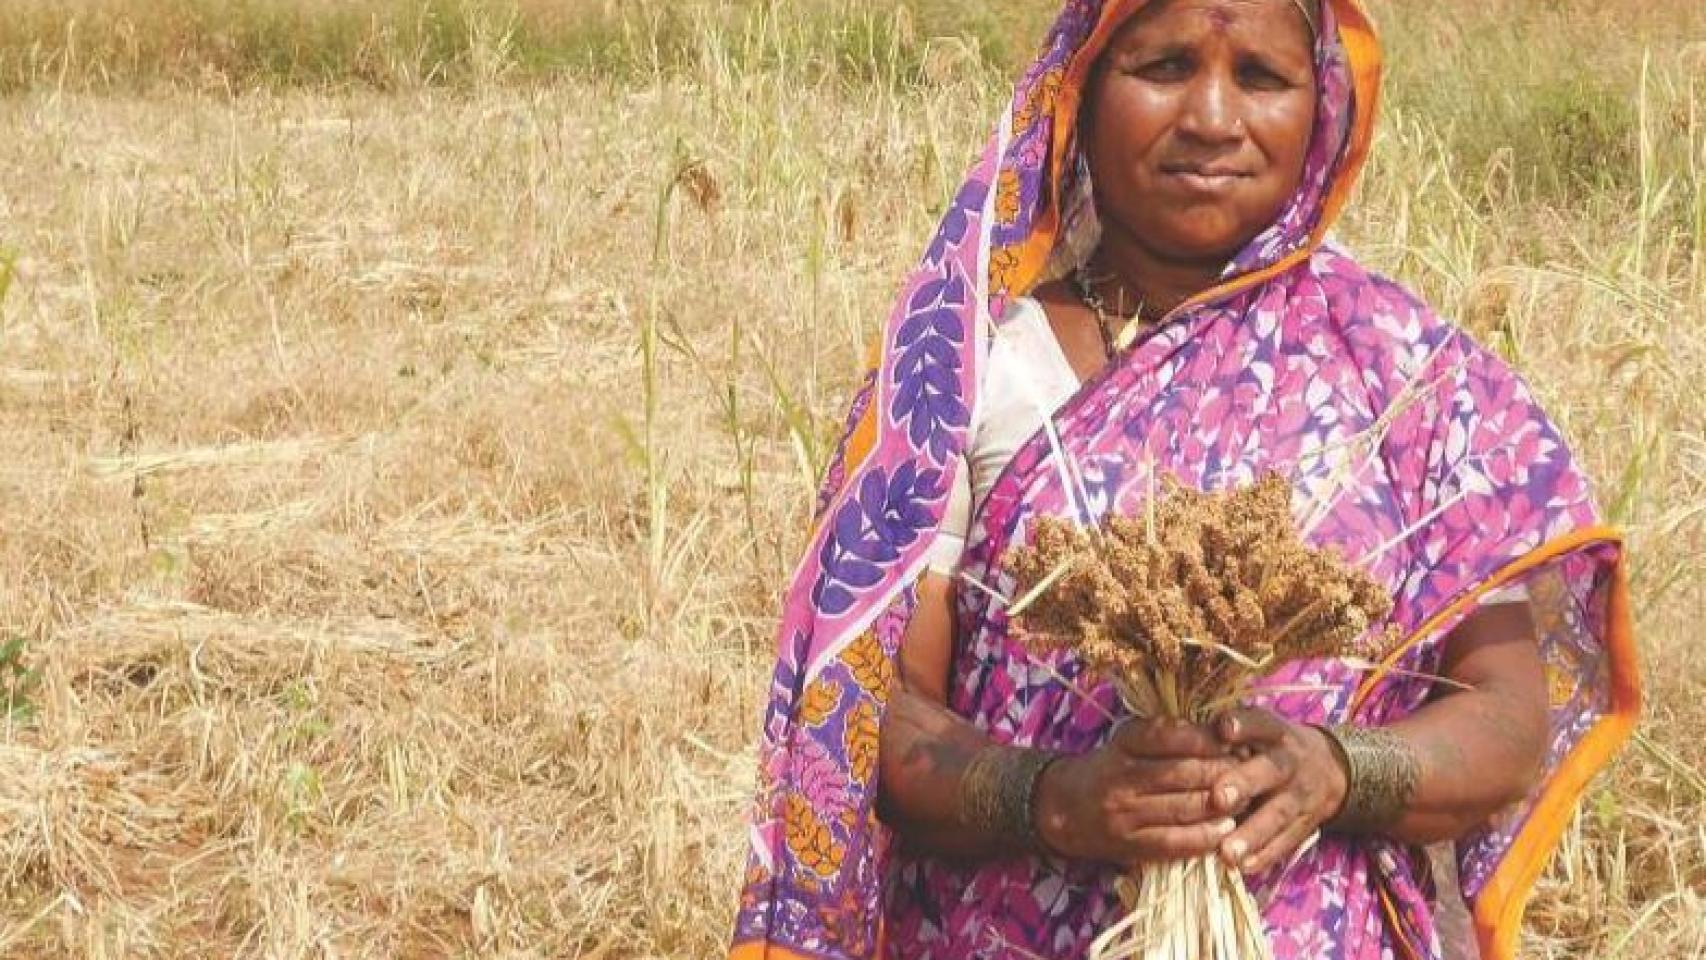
[1033,718,1241,866]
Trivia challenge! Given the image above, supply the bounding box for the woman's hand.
[1034,718,1242,866]
[1209,708,1348,875]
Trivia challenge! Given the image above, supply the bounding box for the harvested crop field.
[0,0,1701,956]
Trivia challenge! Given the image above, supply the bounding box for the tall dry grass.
[0,0,1053,92]
[0,0,1700,956]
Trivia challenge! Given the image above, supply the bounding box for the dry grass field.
[0,0,1702,956]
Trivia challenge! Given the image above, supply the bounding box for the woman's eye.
[1239,63,1293,91]
[1135,56,1192,81]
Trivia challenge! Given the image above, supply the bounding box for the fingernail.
[1243,857,1260,873]
[1225,837,1246,859]
[1218,819,1238,838]
[1221,785,1240,807]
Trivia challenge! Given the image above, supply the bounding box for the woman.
[730,1,1639,958]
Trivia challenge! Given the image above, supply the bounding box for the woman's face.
[1085,0,1318,266]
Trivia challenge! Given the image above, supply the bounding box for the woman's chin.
[1142,229,1253,268]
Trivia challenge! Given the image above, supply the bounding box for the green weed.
[0,634,41,726]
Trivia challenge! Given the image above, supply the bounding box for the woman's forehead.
[1110,0,1315,48]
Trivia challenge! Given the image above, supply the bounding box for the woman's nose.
[1175,73,1244,144]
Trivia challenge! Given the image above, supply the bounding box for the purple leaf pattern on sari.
[814,464,945,615]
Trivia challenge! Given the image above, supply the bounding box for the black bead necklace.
[1070,266,1151,360]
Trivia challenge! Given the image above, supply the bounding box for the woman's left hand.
[1209,707,1348,875]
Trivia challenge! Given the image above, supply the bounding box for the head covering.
[730,2,1638,958]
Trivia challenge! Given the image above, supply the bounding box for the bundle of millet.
[1002,472,1398,960]
[1006,472,1394,723]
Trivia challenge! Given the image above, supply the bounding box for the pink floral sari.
[730,2,1640,958]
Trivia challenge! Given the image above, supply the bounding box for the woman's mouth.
[1161,165,1251,193]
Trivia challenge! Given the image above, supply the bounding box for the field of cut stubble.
[0,0,1702,956]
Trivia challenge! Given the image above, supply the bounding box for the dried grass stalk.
[1004,472,1399,960]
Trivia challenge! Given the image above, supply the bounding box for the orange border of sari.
[1350,527,1641,960]
[732,927,887,960]
[732,944,821,960]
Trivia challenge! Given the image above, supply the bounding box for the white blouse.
[927,297,1078,575]
[922,297,1529,604]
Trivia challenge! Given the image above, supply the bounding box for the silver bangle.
[1318,724,1421,832]
[958,746,1060,853]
